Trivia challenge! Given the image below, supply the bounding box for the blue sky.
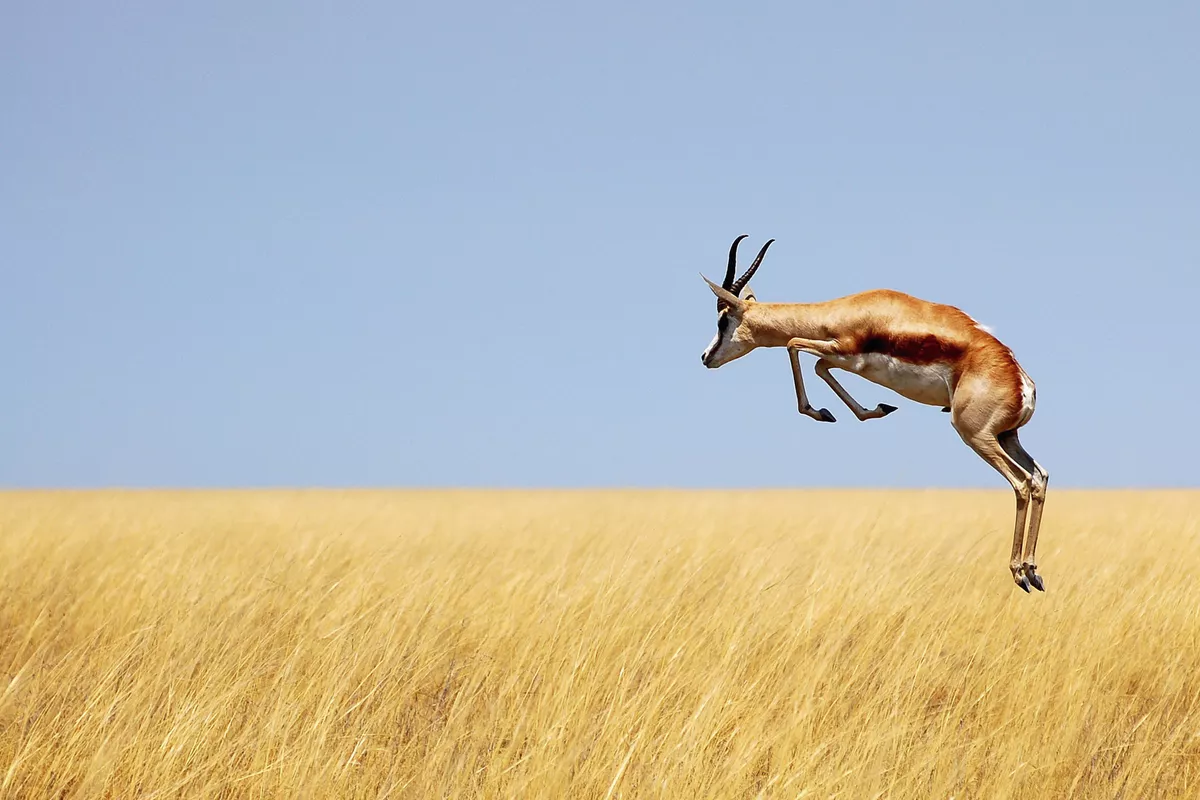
[3,1,1197,488]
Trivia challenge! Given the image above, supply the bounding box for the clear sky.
[3,1,1197,488]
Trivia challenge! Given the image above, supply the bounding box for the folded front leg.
[815,359,897,421]
[786,339,839,423]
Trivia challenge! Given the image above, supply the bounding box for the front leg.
[787,339,837,423]
[815,359,897,421]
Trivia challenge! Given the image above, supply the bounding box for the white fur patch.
[964,312,995,335]
[826,353,953,407]
[1017,368,1036,426]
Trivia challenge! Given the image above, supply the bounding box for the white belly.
[829,353,952,407]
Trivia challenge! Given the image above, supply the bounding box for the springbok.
[700,235,1048,592]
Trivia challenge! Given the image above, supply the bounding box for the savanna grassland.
[1,490,1199,799]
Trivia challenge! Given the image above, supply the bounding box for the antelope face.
[700,234,774,369]
[701,307,753,368]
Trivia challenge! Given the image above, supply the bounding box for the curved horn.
[723,234,749,291]
[730,238,774,297]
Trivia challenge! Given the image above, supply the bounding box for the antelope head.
[700,234,774,368]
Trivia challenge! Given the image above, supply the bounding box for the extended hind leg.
[951,383,1036,592]
[965,435,1035,591]
[999,430,1049,590]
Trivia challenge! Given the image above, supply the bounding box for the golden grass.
[1,489,1199,798]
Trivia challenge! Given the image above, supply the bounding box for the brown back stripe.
[860,333,966,365]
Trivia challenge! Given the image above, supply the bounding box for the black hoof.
[1028,573,1044,592]
[1016,575,1031,593]
[941,406,951,413]
[877,404,898,416]
[817,408,837,423]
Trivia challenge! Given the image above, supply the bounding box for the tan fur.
[702,267,1049,592]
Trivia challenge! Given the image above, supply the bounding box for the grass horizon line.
[0,483,1194,492]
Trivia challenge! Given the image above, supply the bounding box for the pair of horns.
[721,235,774,306]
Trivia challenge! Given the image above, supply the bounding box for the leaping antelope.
[700,235,1048,592]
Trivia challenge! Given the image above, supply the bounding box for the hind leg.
[999,430,1048,590]
[963,434,1036,591]
[951,378,1037,592]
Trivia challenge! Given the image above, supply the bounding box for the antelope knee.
[1030,471,1048,502]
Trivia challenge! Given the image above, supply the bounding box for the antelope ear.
[701,274,745,311]
[740,285,756,302]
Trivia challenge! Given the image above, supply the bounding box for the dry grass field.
[1,489,1198,799]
